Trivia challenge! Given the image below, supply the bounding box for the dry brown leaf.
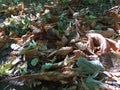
[106,6,120,35]
[88,28,115,38]
[48,47,73,58]
[106,38,118,51]
[86,33,111,55]
[24,48,38,60]
[17,2,24,11]
[7,7,16,14]
[69,50,90,62]
[44,4,56,9]
[44,23,56,31]
[110,14,120,31]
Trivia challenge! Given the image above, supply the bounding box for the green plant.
[4,14,31,36]
[41,63,53,70]
[76,57,105,90]
[0,61,13,75]
[58,0,69,6]
[57,13,67,34]
[31,58,39,66]
[20,67,28,75]
[41,56,56,70]
[13,0,19,4]
[20,40,37,54]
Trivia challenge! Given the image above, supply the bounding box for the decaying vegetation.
[0,0,120,90]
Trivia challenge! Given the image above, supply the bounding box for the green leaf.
[20,67,28,75]
[21,20,25,25]
[89,15,96,19]
[31,58,39,66]
[85,76,102,90]
[94,25,102,30]
[42,63,53,70]
[0,61,13,75]
[13,0,19,4]
[20,40,37,54]
[51,56,56,63]
[88,0,95,4]
[76,57,105,75]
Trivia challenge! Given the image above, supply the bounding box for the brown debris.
[0,2,120,90]
[8,71,77,83]
[48,47,73,58]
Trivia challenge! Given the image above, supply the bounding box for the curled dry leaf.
[85,33,111,55]
[48,47,73,58]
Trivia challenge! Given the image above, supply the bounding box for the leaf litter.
[0,1,120,90]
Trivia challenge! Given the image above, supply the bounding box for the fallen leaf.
[48,47,73,58]
[31,58,39,66]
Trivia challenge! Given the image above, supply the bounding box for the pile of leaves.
[0,0,120,90]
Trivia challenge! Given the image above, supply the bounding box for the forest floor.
[0,1,120,90]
